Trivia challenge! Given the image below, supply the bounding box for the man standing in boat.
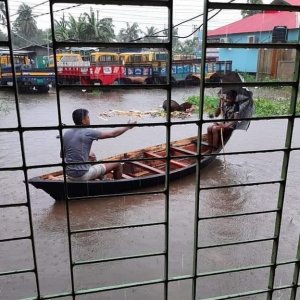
[207,90,239,152]
[62,108,136,180]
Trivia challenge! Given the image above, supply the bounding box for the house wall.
[219,48,259,73]
[288,29,299,41]
[206,29,299,73]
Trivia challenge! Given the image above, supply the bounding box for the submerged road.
[0,87,299,299]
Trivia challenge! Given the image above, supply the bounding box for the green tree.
[177,38,198,55]
[84,8,115,41]
[0,2,6,25]
[143,26,161,43]
[241,0,263,18]
[162,27,182,52]
[54,14,69,41]
[67,14,87,40]
[54,9,115,42]
[117,22,141,42]
[13,3,38,39]
[35,28,52,45]
[0,3,7,41]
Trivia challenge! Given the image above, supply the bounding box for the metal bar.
[75,278,168,295]
[22,284,296,300]
[192,0,209,299]
[0,268,34,277]
[54,41,171,49]
[199,209,278,221]
[208,2,300,12]
[57,83,170,90]
[163,3,173,299]
[207,285,293,300]
[67,188,166,200]
[0,40,9,47]
[21,291,72,300]
[198,237,275,250]
[51,0,171,6]
[197,263,275,278]
[74,251,164,266]
[71,221,165,234]
[0,146,294,172]
[4,0,41,297]
[0,85,16,90]
[0,236,31,243]
[290,234,300,299]
[200,179,283,190]
[267,23,300,300]
[0,202,28,208]
[48,2,76,298]
[206,42,300,49]
[205,81,297,88]
[1,114,299,132]
[56,81,298,89]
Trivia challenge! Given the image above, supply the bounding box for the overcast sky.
[6,0,273,39]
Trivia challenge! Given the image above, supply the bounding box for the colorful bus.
[119,52,153,84]
[48,53,90,85]
[88,52,126,85]
[0,50,55,93]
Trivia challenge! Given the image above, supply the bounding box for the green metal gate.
[1,0,300,299]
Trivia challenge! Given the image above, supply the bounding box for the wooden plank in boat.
[144,151,188,168]
[170,146,197,156]
[128,161,165,174]
[122,173,133,179]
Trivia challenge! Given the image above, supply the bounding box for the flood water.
[0,87,300,300]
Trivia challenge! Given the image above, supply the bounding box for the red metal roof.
[208,10,299,36]
[283,0,300,4]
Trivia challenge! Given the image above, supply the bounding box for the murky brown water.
[0,87,299,299]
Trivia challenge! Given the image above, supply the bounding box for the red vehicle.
[52,52,126,85]
[88,52,126,85]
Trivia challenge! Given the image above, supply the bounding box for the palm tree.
[0,3,7,40]
[117,22,141,42]
[143,26,161,43]
[67,14,87,40]
[0,2,6,25]
[54,14,69,41]
[13,3,37,39]
[95,17,115,42]
[162,27,182,52]
[84,8,115,42]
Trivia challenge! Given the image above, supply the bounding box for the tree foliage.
[0,2,6,24]
[241,0,263,18]
[54,8,115,42]
[117,22,142,42]
[9,4,199,57]
[143,26,161,43]
[13,3,38,39]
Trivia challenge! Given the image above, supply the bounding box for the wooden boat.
[28,130,233,201]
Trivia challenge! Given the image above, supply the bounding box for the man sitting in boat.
[62,108,136,181]
[207,90,239,152]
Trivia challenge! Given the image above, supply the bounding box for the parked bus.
[119,52,153,84]
[89,52,126,85]
[0,50,54,93]
[49,53,90,85]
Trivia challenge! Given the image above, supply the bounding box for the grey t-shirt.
[63,128,101,177]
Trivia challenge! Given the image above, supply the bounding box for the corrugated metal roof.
[208,10,298,36]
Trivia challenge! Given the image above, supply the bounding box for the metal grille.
[0,0,300,299]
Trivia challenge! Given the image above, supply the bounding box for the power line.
[10,0,49,17]
[131,0,236,41]
[2,0,240,46]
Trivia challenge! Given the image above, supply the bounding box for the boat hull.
[29,154,216,201]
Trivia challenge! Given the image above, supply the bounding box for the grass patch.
[186,95,300,117]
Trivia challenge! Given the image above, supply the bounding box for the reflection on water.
[0,89,300,299]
